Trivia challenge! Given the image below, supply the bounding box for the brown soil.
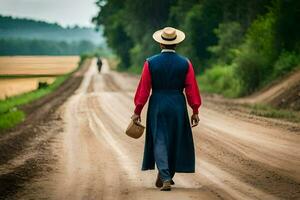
[237,68,300,110]
[0,59,299,200]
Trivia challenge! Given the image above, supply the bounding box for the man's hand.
[131,113,141,123]
[191,114,200,127]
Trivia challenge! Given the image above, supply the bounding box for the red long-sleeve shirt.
[134,60,202,115]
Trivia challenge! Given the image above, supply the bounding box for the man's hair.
[161,44,177,50]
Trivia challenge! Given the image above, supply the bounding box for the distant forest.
[0,39,98,56]
[0,15,106,55]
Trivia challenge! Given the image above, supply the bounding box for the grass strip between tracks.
[0,59,86,131]
[246,103,300,123]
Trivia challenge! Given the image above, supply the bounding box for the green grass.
[0,109,25,130]
[0,74,58,79]
[247,104,300,123]
[0,58,86,132]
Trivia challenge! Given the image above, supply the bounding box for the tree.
[93,0,133,68]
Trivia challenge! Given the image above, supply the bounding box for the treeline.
[93,0,300,97]
[0,15,104,45]
[0,38,100,55]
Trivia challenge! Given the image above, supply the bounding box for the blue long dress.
[141,51,196,180]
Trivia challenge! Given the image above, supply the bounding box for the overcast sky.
[0,0,99,27]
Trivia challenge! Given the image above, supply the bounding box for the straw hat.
[153,27,185,45]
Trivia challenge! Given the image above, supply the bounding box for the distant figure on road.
[131,27,202,191]
[97,57,102,72]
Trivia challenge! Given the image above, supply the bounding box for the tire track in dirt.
[195,131,300,199]
[197,107,300,180]
[49,61,126,200]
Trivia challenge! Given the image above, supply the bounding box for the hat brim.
[152,29,185,45]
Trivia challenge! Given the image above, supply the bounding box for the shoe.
[170,179,175,185]
[160,180,171,191]
[155,173,163,188]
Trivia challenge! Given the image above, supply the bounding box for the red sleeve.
[185,60,202,114]
[134,61,152,115]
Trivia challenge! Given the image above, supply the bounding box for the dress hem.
[141,168,195,173]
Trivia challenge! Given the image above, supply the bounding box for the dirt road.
[1,59,300,200]
[236,68,300,110]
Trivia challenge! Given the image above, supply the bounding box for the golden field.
[0,56,80,75]
[0,77,56,100]
[0,56,79,100]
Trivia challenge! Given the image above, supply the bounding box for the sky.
[0,0,99,27]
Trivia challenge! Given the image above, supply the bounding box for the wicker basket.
[125,120,145,139]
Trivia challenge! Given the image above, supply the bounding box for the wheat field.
[0,56,80,76]
[0,77,56,100]
[0,56,79,99]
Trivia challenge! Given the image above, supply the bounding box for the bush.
[272,51,300,78]
[245,11,278,61]
[233,10,278,95]
[207,22,243,64]
[234,49,269,95]
[197,64,241,97]
[129,44,144,70]
[129,33,160,71]
[38,82,49,89]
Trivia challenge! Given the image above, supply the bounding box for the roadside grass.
[0,110,25,130]
[0,74,58,79]
[246,103,300,123]
[0,58,88,132]
[0,75,69,131]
